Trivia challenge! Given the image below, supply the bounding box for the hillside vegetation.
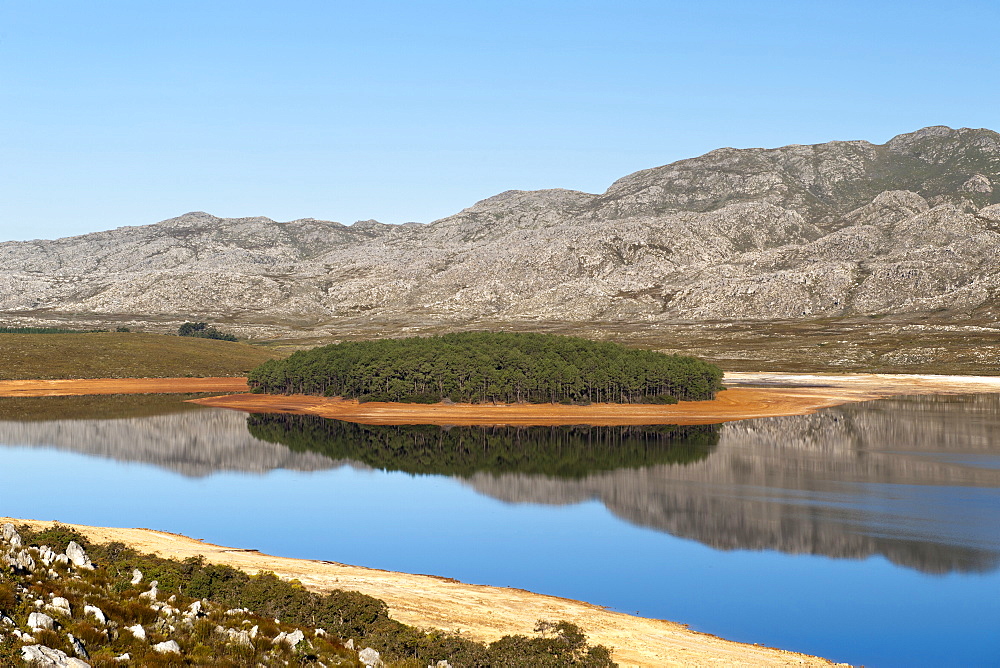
[1,523,616,667]
[0,333,283,380]
[248,332,724,404]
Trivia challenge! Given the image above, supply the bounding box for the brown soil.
[0,377,249,397]
[3,518,835,668]
[189,372,1000,426]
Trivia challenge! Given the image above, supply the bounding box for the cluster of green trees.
[248,332,724,404]
[177,321,238,341]
[247,415,719,477]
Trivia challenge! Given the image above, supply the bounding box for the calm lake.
[1,392,998,667]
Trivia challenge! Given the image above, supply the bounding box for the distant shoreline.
[3,373,1000,425]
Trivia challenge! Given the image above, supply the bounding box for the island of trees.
[248,332,724,404]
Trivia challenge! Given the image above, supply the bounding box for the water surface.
[1,393,998,667]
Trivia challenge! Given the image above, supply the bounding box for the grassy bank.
[0,333,284,380]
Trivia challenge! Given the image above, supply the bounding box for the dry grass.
[0,393,213,421]
[0,333,284,380]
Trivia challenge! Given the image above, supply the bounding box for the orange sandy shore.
[2,518,838,668]
[4,373,1000,426]
[0,377,249,397]
[190,372,1000,425]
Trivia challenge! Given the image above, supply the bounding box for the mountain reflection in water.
[1,393,998,574]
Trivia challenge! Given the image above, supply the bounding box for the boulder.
[126,624,146,640]
[6,548,36,573]
[20,644,90,667]
[359,647,384,668]
[0,523,21,547]
[37,545,56,566]
[47,597,71,616]
[153,640,181,654]
[272,629,305,647]
[138,580,158,601]
[65,542,93,569]
[130,568,142,585]
[83,605,106,625]
[27,611,55,631]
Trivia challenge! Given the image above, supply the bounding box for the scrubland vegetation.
[0,333,282,380]
[1,524,616,667]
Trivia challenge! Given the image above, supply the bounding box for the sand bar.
[190,372,1000,426]
[3,373,1000,425]
[2,518,836,667]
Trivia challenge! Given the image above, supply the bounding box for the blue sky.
[2,0,998,241]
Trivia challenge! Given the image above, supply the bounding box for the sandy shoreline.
[2,518,835,667]
[189,371,1000,425]
[3,373,1000,425]
[0,376,249,397]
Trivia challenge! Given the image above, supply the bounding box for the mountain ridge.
[3,125,1000,335]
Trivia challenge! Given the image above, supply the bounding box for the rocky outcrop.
[2,126,1000,332]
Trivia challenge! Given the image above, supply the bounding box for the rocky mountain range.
[3,125,1000,336]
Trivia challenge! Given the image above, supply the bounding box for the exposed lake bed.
[2,376,999,666]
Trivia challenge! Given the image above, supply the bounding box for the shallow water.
[1,393,998,667]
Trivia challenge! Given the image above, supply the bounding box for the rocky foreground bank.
[0,522,402,667]
[1,519,836,667]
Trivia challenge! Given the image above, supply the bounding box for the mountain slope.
[3,126,1000,330]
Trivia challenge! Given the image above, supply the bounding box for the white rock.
[115,653,131,662]
[153,639,181,654]
[126,624,146,640]
[65,541,93,569]
[21,644,90,667]
[314,627,327,637]
[37,545,56,566]
[186,600,202,617]
[359,647,383,667]
[131,568,143,585]
[139,580,158,601]
[27,611,55,631]
[345,638,355,650]
[7,548,36,573]
[54,554,69,566]
[227,628,253,645]
[84,605,106,625]
[47,596,71,616]
[1,523,21,547]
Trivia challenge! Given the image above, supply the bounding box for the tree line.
[248,331,724,404]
